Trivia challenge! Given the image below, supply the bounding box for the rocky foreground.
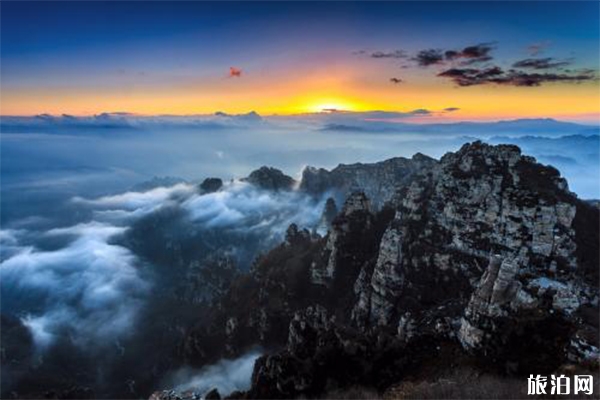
[153,141,599,399]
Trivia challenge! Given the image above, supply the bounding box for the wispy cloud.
[413,49,445,66]
[512,57,571,70]
[370,50,406,59]
[353,49,406,59]
[167,349,262,397]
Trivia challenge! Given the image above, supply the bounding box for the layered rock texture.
[300,153,437,209]
[165,142,598,399]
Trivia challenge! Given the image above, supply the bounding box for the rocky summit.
[243,166,296,191]
[155,141,599,399]
[300,153,437,209]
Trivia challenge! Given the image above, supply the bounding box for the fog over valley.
[1,114,599,398]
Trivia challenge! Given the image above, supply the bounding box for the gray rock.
[300,154,437,209]
[458,255,521,350]
[244,166,296,191]
[311,192,373,287]
[199,178,223,193]
[314,197,338,234]
[352,216,404,327]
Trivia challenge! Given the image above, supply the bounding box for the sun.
[282,96,368,114]
[308,99,356,113]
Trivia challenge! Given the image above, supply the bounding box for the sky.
[1,1,599,122]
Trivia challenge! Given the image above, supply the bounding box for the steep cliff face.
[314,197,337,234]
[349,142,597,367]
[351,142,587,327]
[170,142,598,399]
[310,191,374,287]
[352,214,405,328]
[299,153,437,209]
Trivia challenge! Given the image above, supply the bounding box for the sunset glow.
[1,2,598,122]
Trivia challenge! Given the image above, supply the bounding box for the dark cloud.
[445,43,495,65]
[438,66,596,87]
[512,57,571,70]
[497,70,596,86]
[461,44,493,58]
[438,67,503,86]
[371,50,406,59]
[389,77,403,84]
[443,107,460,112]
[413,49,445,66]
[414,43,494,67]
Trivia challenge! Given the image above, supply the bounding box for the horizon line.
[1,111,599,126]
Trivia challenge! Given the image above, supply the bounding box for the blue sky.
[2,1,599,119]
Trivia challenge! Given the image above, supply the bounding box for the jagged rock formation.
[243,167,295,191]
[458,255,522,350]
[10,141,598,400]
[352,213,404,328]
[199,177,223,193]
[310,191,375,287]
[348,143,597,367]
[299,153,437,209]
[247,306,340,399]
[313,197,338,235]
[165,142,599,399]
[284,223,311,246]
[320,197,337,226]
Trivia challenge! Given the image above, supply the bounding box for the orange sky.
[2,2,599,123]
[3,75,599,123]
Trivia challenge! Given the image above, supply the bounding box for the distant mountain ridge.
[320,118,599,136]
[1,113,597,136]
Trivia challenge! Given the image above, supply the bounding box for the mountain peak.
[243,166,295,190]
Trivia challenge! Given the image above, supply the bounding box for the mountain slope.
[165,141,598,399]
